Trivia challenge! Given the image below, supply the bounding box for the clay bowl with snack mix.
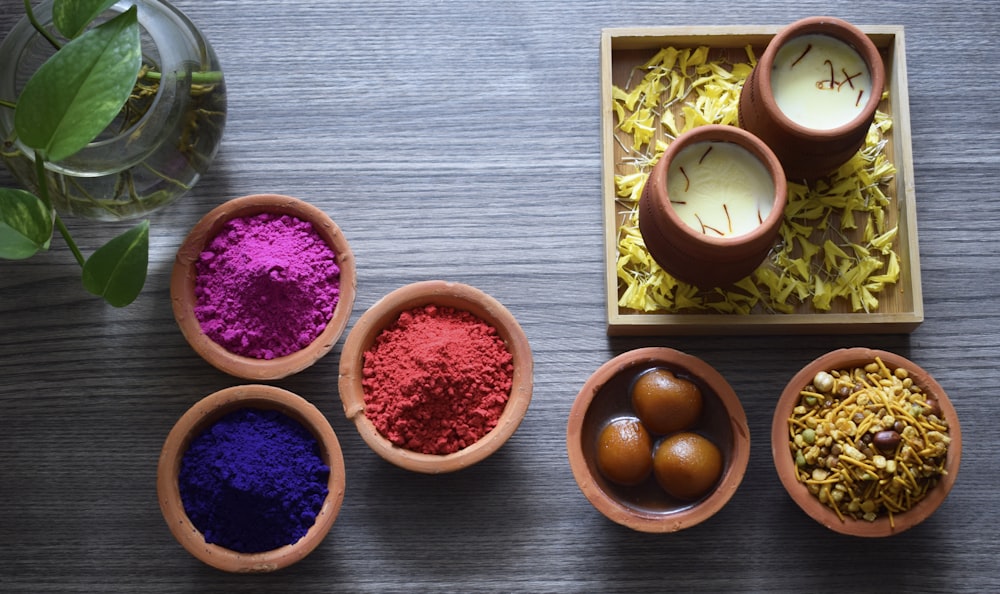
[772,348,961,537]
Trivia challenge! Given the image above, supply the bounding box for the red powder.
[361,305,514,455]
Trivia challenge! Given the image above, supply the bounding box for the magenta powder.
[194,213,341,359]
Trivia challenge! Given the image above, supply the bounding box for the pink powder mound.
[194,213,341,360]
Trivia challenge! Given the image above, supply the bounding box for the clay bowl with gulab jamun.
[567,347,750,532]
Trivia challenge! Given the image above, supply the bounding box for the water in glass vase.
[0,0,227,221]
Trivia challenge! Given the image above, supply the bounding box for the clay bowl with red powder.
[157,384,346,573]
[567,347,750,533]
[773,348,961,537]
[338,280,533,473]
[171,193,356,380]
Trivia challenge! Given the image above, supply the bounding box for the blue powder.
[178,408,330,553]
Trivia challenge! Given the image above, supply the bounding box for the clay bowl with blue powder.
[157,384,346,572]
[171,193,357,380]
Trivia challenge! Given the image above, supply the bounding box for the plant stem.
[32,151,51,210]
[24,0,62,51]
[142,70,224,85]
[55,215,85,266]
[34,151,85,267]
[0,99,15,110]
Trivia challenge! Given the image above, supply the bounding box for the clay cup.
[638,124,787,288]
[738,16,886,181]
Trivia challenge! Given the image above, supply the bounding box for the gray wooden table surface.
[1,0,998,591]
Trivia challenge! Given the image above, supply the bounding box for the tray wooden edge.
[600,25,924,336]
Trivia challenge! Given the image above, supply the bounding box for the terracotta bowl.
[171,194,356,380]
[772,348,961,537]
[338,280,533,473]
[157,384,346,572]
[567,347,750,532]
[638,124,787,288]
[738,16,886,181]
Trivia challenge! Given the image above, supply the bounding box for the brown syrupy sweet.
[631,367,703,434]
[595,417,653,486]
[653,432,723,501]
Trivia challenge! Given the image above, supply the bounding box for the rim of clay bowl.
[170,194,356,380]
[754,16,886,139]
[638,124,787,288]
[566,347,750,533]
[338,280,533,474]
[156,384,346,573]
[644,124,787,251]
[772,347,962,537]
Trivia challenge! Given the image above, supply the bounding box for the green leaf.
[53,0,120,39]
[0,188,53,259]
[82,219,149,307]
[14,6,141,162]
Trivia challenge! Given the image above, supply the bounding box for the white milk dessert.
[770,33,873,130]
[666,140,776,238]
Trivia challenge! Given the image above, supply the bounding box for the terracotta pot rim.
[170,193,357,381]
[338,280,533,474]
[567,347,750,533]
[771,348,961,537]
[156,384,346,572]
[639,125,787,286]
[754,16,886,139]
[649,125,787,248]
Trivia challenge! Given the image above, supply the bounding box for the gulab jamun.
[595,417,653,486]
[631,368,703,435]
[653,432,723,500]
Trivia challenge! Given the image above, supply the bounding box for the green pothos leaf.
[82,219,149,307]
[53,0,121,39]
[0,188,53,260]
[14,6,141,162]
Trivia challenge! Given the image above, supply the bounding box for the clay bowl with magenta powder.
[338,280,533,474]
[171,193,356,380]
[638,124,787,289]
[157,384,346,573]
[567,347,750,533]
[773,348,961,537]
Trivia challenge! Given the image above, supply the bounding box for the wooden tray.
[601,26,922,335]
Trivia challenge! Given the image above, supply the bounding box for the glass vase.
[0,0,226,221]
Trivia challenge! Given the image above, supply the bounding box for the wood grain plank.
[1,1,999,591]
